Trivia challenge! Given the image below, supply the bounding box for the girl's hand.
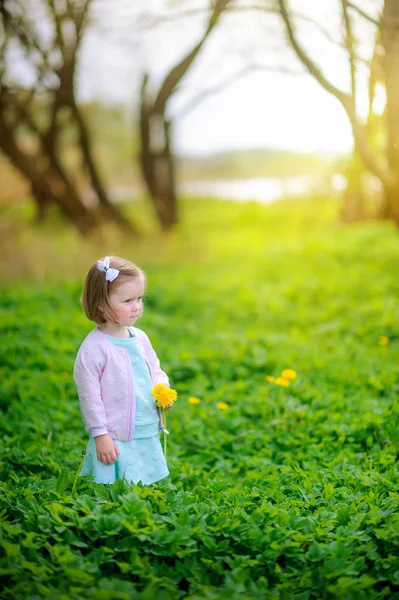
[95,434,119,465]
[163,404,173,412]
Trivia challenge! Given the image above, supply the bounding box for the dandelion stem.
[163,412,167,460]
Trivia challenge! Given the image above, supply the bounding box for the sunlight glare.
[372,84,387,116]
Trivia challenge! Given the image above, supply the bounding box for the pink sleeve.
[73,347,108,437]
[139,331,170,387]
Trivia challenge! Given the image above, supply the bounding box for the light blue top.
[104,328,159,439]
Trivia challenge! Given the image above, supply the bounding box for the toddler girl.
[74,255,172,485]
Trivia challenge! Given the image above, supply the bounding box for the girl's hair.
[81,256,145,325]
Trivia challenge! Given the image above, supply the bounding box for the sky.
[76,0,381,156]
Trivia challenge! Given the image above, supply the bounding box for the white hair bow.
[97,256,120,282]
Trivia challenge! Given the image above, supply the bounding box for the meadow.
[1,196,399,599]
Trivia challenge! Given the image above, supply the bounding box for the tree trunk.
[70,100,138,235]
[0,0,134,235]
[31,181,53,222]
[161,117,178,228]
[380,0,399,224]
[278,0,396,224]
[0,119,96,233]
[139,94,178,231]
[137,0,231,230]
[381,183,397,220]
[340,149,365,222]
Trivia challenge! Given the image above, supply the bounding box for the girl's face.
[107,277,145,326]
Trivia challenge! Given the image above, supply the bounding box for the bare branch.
[341,0,357,107]
[153,0,233,114]
[70,0,92,48]
[277,0,350,108]
[173,63,303,121]
[137,2,277,31]
[367,31,383,119]
[2,0,56,89]
[295,12,344,49]
[347,2,399,28]
[47,0,66,58]
[277,0,391,187]
[346,2,380,27]
[46,0,91,70]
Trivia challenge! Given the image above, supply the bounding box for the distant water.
[100,174,332,206]
[179,176,316,204]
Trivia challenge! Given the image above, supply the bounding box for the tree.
[0,0,135,234]
[278,0,399,226]
[138,0,232,231]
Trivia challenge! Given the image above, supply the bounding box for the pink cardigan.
[73,327,169,441]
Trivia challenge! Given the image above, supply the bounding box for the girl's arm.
[73,348,108,437]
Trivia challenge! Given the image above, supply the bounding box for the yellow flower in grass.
[152,384,177,409]
[217,402,229,410]
[275,377,290,387]
[188,396,201,405]
[281,369,297,380]
[265,376,275,383]
[379,336,389,346]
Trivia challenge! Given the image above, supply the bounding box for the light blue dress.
[80,328,169,485]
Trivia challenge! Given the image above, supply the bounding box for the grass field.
[1,196,399,599]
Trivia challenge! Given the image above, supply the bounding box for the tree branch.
[153,0,233,114]
[346,2,380,27]
[4,1,55,88]
[47,0,66,59]
[367,31,383,120]
[277,0,391,187]
[173,63,303,120]
[70,0,92,50]
[341,0,357,108]
[137,2,277,30]
[278,0,351,109]
[295,12,345,49]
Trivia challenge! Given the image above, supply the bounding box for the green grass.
[1,197,399,599]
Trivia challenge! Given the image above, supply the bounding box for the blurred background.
[0,0,396,284]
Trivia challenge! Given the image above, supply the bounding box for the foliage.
[1,198,399,598]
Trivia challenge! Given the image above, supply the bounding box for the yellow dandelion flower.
[379,336,389,346]
[188,396,201,405]
[275,377,290,387]
[152,383,178,409]
[61,372,69,379]
[217,402,229,410]
[265,376,275,383]
[281,369,297,380]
